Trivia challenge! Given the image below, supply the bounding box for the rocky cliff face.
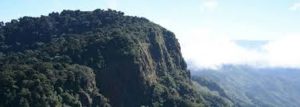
[97,27,195,107]
[0,9,230,107]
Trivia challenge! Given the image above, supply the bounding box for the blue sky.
[1,0,300,40]
[1,0,300,68]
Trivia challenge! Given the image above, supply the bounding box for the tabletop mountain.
[0,9,231,107]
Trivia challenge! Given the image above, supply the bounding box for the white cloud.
[201,0,219,11]
[178,28,265,69]
[178,28,300,69]
[289,2,300,11]
[264,35,300,68]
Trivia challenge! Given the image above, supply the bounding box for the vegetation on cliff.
[0,9,230,107]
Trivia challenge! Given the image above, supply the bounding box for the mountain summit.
[0,9,230,107]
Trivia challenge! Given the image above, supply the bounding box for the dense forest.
[0,9,232,107]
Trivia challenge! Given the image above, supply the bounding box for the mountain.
[0,9,231,107]
[192,65,300,107]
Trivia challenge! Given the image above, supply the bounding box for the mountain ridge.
[0,9,231,107]
[192,65,300,107]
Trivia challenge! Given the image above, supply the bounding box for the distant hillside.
[0,9,232,107]
[192,65,300,107]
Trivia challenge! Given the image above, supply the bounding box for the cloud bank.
[177,28,300,69]
[264,35,300,68]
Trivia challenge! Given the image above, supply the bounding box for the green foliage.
[0,57,109,107]
[0,9,231,107]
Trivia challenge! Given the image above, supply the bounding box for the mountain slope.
[192,65,300,107]
[0,9,230,107]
